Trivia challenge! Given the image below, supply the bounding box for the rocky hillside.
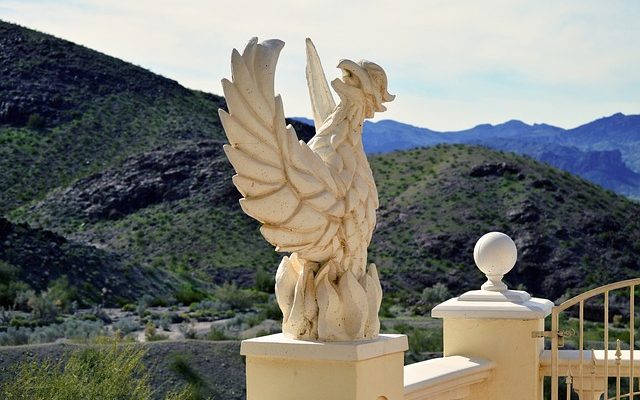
[2,20,640,310]
[14,140,277,288]
[0,20,313,305]
[0,19,226,214]
[14,142,640,305]
[0,217,174,305]
[369,145,640,301]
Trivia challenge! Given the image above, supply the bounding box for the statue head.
[336,59,395,118]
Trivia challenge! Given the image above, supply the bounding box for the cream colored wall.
[245,352,404,400]
[443,318,544,400]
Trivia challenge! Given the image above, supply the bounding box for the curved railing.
[547,279,640,400]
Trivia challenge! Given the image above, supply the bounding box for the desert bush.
[157,314,171,331]
[206,326,230,341]
[144,322,169,341]
[178,322,197,339]
[0,326,30,346]
[136,295,154,316]
[0,262,30,307]
[1,340,192,399]
[26,113,45,129]
[46,276,77,311]
[390,323,443,363]
[0,307,10,325]
[28,290,60,324]
[0,280,30,309]
[0,319,105,346]
[174,283,206,305]
[214,282,267,311]
[144,321,156,339]
[113,317,140,335]
[189,300,223,312]
[421,283,451,306]
[257,296,281,320]
[255,266,275,293]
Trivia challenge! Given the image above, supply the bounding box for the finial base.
[480,275,508,292]
[459,289,531,303]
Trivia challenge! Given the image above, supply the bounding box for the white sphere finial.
[474,232,517,292]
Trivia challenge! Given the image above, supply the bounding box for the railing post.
[432,232,553,400]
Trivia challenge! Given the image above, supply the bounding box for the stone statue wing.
[220,38,345,262]
[305,38,336,129]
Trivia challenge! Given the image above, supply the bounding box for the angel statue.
[219,37,394,341]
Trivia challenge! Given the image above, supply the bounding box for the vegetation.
[1,340,193,399]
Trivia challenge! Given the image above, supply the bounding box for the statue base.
[241,333,408,400]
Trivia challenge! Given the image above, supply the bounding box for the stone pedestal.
[433,298,552,400]
[432,232,554,400]
[241,333,408,400]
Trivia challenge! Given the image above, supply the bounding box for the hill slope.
[15,143,640,305]
[0,20,312,304]
[0,19,226,214]
[2,20,640,311]
[369,145,640,302]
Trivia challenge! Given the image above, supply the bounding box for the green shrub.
[157,314,171,331]
[214,282,267,311]
[1,340,191,399]
[206,327,229,341]
[26,113,45,129]
[0,280,30,308]
[47,276,77,311]
[27,290,60,324]
[257,297,281,320]
[178,322,197,339]
[113,317,140,334]
[255,266,275,293]
[421,283,451,306]
[174,283,206,305]
[0,262,30,307]
[0,319,105,346]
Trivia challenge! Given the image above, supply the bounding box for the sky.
[1,0,639,131]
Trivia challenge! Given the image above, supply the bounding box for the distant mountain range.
[295,114,640,199]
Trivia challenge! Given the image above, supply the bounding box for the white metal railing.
[542,278,640,400]
[404,356,495,400]
[541,348,640,399]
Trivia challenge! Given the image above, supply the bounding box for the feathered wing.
[220,38,344,263]
[305,38,336,129]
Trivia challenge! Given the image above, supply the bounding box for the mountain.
[2,20,639,311]
[294,115,640,199]
[0,20,227,214]
[0,20,312,305]
[368,145,640,302]
[14,141,640,305]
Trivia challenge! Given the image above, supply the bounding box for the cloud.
[2,0,639,130]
